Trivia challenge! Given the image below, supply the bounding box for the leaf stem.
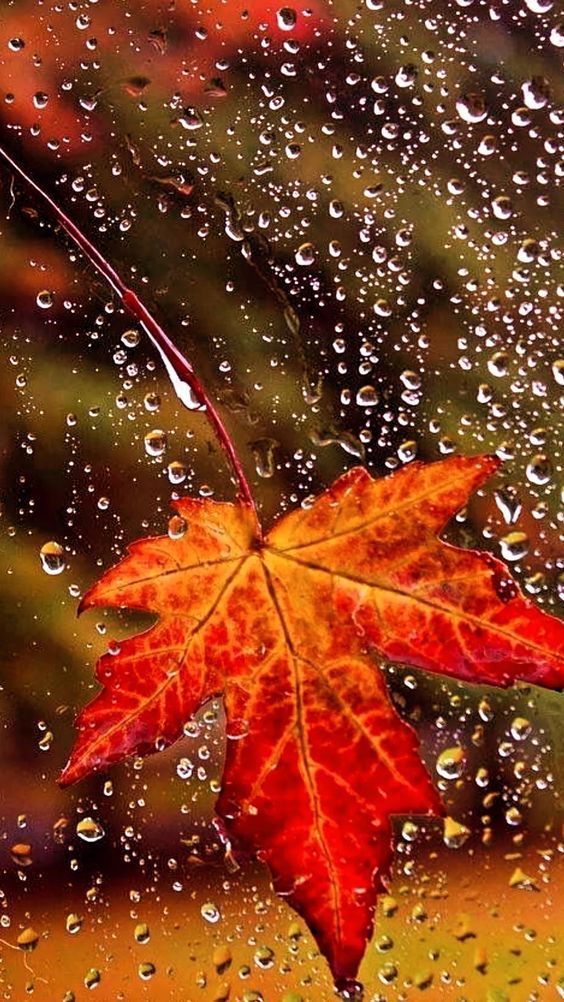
[0,142,257,517]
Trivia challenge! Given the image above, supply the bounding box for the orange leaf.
[59,455,564,988]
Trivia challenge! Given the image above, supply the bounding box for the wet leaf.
[59,455,563,986]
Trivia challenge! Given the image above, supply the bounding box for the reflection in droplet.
[144,429,167,457]
[436,746,465,779]
[201,901,221,923]
[277,7,297,31]
[76,818,105,843]
[40,541,66,575]
[36,289,54,309]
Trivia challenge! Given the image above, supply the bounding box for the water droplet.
[138,962,156,980]
[356,385,379,407]
[395,64,417,88]
[144,429,167,457]
[373,298,392,317]
[179,108,203,130]
[487,351,509,377]
[84,968,101,990]
[478,134,497,156]
[143,392,161,412]
[134,922,150,943]
[176,757,193,779]
[526,453,552,485]
[456,92,488,123]
[436,745,465,779]
[509,866,539,890]
[510,716,532,741]
[335,977,364,998]
[494,488,522,525]
[277,7,297,30]
[499,531,529,562]
[552,360,564,386]
[66,913,83,935]
[398,440,417,463]
[76,817,105,843]
[505,806,523,826]
[36,289,54,309]
[522,75,550,110]
[213,945,232,975]
[401,820,419,842]
[167,460,188,484]
[443,816,470,848]
[40,541,66,575]
[17,928,39,951]
[491,195,513,220]
[254,946,275,969]
[10,843,32,865]
[524,0,553,11]
[121,329,140,348]
[295,242,316,266]
[168,515,188,540]
[250,437,279,478]
[201,901,221,923]
[38,730,53,751]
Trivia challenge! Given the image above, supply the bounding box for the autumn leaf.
[59,454,564,988]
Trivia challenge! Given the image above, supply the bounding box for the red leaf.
[59,455,564,986]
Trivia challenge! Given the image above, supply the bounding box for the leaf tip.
[57,762,75,788]
[77,584,99,616]
[58,753,92,788]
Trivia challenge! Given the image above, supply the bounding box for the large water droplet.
[277,7,297,31]
[456,92,488,123]
[76,817,105,843]
[436,746,465,779]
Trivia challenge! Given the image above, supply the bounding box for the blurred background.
[0,0,562,998]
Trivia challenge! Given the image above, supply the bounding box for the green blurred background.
[0,0,562,997]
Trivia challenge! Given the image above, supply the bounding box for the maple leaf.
[59,455,564,987]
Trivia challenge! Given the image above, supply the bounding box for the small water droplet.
[66,913,83,935]
[168,514,188,540]
[356,385,379,407]
[443,816,470,848]
[510,717,532,741]
[17,928,39,951]
[526,453,552,485]
[176,757,194,779]
[250,438,279,478]
[84,968,101,990]
[138,962,156,980]
[121,328,140,348]
[36,289,54,309]
[40,541,66,575]
[499,531,529,562]
[167,460,188,484]
[295,242,316,266]
[201,901,221,924]
[144,429,167,457]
